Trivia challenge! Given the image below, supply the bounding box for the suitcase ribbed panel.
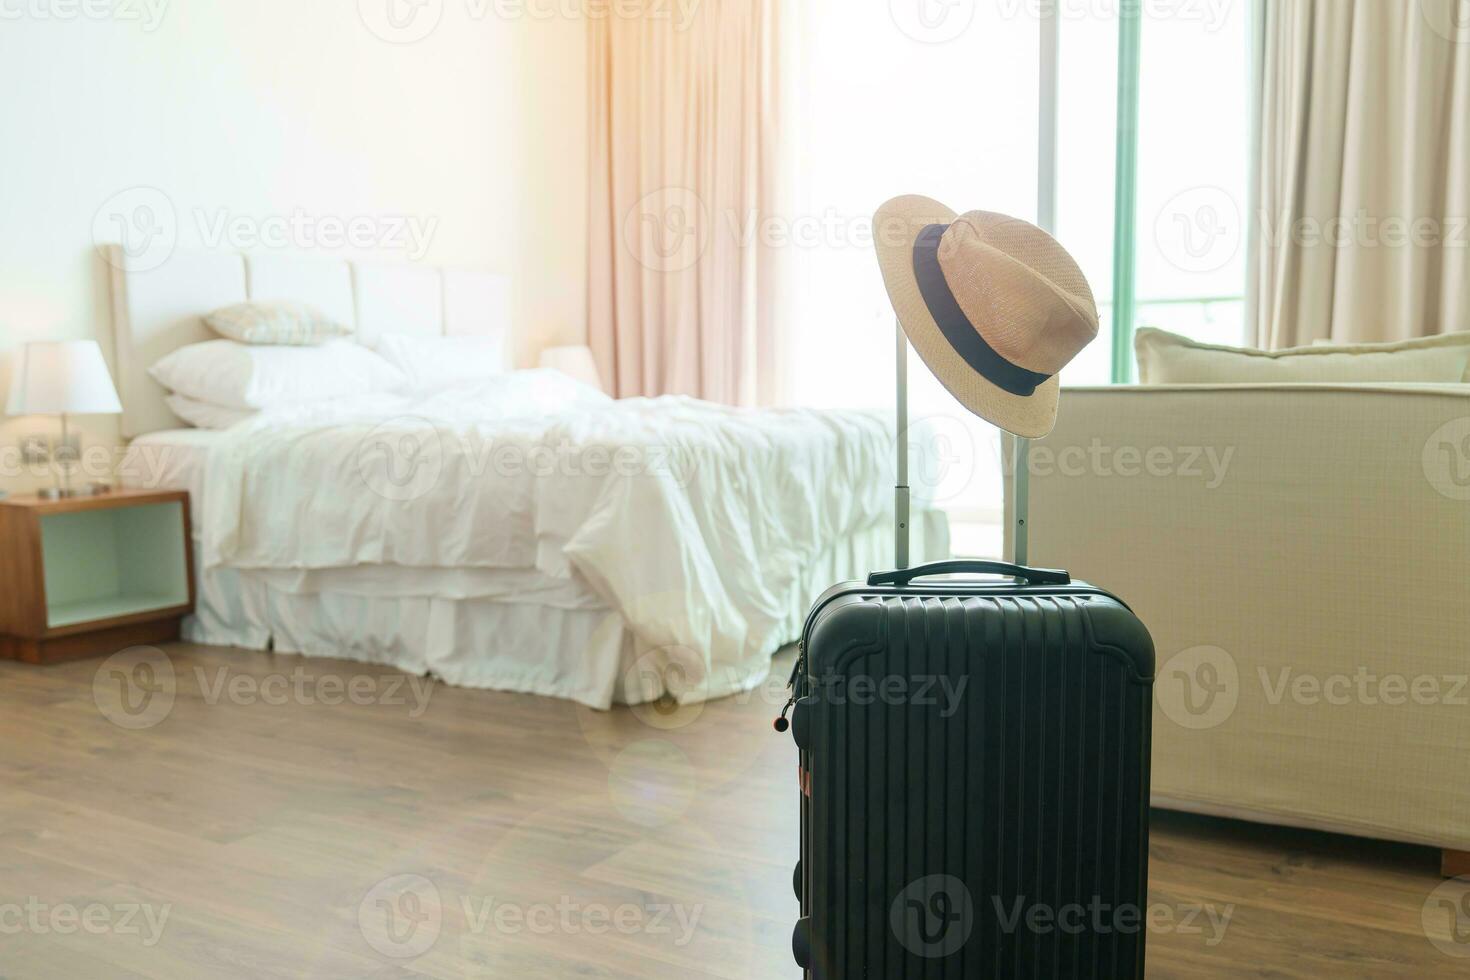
[801,590,1152,979]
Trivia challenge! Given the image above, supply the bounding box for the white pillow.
[375,334,508,391]
[165,393,258,430]
[204,300,351,346]
[150,339,405,410]
[1135,327,1470,384]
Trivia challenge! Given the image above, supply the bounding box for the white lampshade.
[539,344,605,392]
[6,340,123,416]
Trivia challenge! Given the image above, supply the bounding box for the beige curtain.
[1251,0,1470,348]
[587,0,790,404]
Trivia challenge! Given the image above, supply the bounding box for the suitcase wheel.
[792,916,811,968]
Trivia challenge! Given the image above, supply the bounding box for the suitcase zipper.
[773,640,805,733]
[787,638,806,689]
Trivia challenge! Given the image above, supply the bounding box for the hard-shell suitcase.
[779,327,1155,978]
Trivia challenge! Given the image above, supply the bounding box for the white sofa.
[1007,384,1470,861]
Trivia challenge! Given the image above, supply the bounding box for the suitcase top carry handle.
[868,560,1071,588]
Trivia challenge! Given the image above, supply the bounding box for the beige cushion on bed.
[205,300,351,346]
[1135,327,1470,384]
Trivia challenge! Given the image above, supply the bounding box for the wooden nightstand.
[0,489,194,664]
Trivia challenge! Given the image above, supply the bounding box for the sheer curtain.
[1251,0,1470,347]
[587,0,791,405]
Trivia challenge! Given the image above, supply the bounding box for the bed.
[109,249,949,708]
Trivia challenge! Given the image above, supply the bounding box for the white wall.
[0,0,588,494]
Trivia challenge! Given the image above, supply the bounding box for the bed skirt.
[182,510,950,709]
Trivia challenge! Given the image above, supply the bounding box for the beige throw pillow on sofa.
[1134,327,1470,384]
[205,300,351,346]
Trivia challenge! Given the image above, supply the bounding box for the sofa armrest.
[1012,383,1470,848]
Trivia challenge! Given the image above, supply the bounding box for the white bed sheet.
[120,428,597,607]
[119,377,952,708]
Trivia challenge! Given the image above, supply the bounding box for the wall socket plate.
[20,434,50,465]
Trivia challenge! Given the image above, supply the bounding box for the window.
[791,1,1040,411]
[791,2,1040,536]
[1132,2,1252,357]
[791,3,1250,543]
[1055,9,1121,386]
[1056,1,1251,384]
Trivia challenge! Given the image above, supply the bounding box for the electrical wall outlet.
[20,434,50,465]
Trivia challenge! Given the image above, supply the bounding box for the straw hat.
[873,195,1099,438]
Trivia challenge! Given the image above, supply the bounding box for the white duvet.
[199,370,911,703]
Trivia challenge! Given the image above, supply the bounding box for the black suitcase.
[779,330,1155,978]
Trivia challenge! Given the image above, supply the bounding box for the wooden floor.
[0,643,1464,978]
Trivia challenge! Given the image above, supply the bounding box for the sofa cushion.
[1134,327,1470,384]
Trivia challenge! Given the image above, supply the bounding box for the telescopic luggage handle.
[868,560,1071,588]
[893,318,1033,571]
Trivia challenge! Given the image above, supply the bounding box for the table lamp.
[538,345,606,393]
[5,340,123,499]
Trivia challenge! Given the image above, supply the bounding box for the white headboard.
[107,247,511,437]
